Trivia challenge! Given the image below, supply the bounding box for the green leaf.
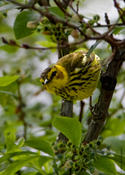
[0,22,12,33]
[113,26,125,34]
[0,75,19,87]
[4,123,16,152]
[0,151,36,164]
[0,82,18,107]
[0,4,18,12]
[104,137,125,156]
[0,155,38,175]
[31,155,52,171]
[43,160,53,174]
[17,137,25,148]
[36,40,57,52]
[14,10,38,39]
[25,137,54,156]
[102,117,125,138]
[94,155,117,175]
[0,90,17,97]
[47,7,65,20]
[0,151,51,174]
[37,41,57,48]
[38,155,52,166]
[52,117,82,146]
[109,154,125,171]
[0,45,18,53]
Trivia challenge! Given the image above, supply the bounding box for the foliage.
[0,0,125,175]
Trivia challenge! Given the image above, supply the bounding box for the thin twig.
[69,2,83,23]
[86,23,101,36]
[113,0,125,23]
[104,13,111,30]
[76,0,80,13]
[17,81,27,140]
[79,101,85,122]
[94,23,125,27]
[54,0,72,17]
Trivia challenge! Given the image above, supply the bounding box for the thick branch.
[84,47,125,143]
[60,100,73,117]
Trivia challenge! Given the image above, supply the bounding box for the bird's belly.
[46,70,100,100]
[54,82,97,100]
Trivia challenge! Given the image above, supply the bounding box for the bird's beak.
[44,79,49,84]
[40,78,49,85]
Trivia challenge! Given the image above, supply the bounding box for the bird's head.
[40,65,68,92]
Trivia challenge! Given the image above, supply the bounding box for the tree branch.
[54,0,72,17]
[16,80,27,140]
[83,47,125,143]
[79,101,85,122]
[113,0,125,23]
[62,0,71,8]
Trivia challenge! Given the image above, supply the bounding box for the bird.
[40,50,101,101]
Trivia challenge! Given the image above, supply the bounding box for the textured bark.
[84,47,125,143]
[60,100,73,117]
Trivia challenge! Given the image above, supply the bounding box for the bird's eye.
[52,71,57,76]
[50,71,57,79]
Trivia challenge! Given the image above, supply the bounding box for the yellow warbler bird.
[40,50,101,101]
